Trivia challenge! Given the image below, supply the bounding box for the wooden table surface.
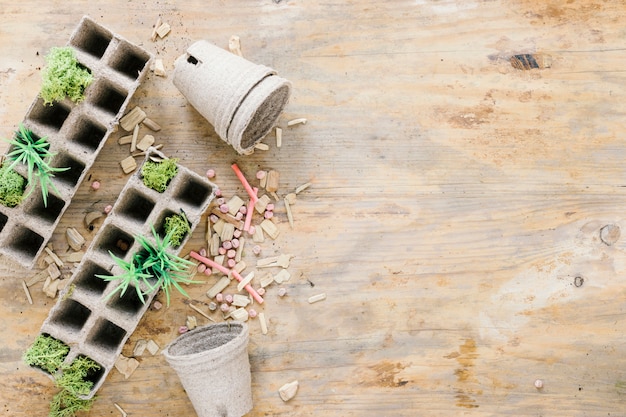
[2,1,626,415]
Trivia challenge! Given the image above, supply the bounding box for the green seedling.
[4,124,69,207]
[41,46,93,105]
[23,334,70,374]
[97,251,155,304]
[141,157,178,193]
[0,162,26,207]
[164,211,191,247]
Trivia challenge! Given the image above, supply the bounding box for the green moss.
[164,212,191,247]
[49,389,95,417]
[0,163,26,207]
[41,47,93,105]
[57,356,100,397]
[141,158,178,193]
[23,334,70,374]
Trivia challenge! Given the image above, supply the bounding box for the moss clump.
[49,389,95,417]
[164,212,191,247]
[23,334,70,374]
[0,163,26,207]
[50,356,100,417]
[141,158,178,193]
[41,47,93,105]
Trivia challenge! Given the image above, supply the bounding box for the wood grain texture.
[2,0,626,416]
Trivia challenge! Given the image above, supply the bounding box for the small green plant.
[4,124,69,207]
[0,162,26,207]
[50,356,100,417]
[98,226,197,306]
[41,46,93,105]
[164,211,191,247]
[23,334,70,374]
[141,157,178,193]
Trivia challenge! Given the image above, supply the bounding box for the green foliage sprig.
[23,334,70,374]
[98,226,197,306]
[141,157,178,193]
[0,162,26,207]
[4,124,69,207]
[164,212,191,247]
[49,389,95,417]
[41,46,93,105]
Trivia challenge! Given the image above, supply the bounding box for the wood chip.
[254,143,269,151]
[212,255,225,274]
[207,276,231,299]
[156,22,171,38]
[42,277,59,298]
[130,123,140,152]
[136,134,155,151]
[235,237,245,262]
[220,222,235,242]
[255,194,272,214]
[265,170,279,193]
[22,280,33,304]
[259,273,274,288]
[145,339,160,355]
[118,135,133,145]
[121,156,137,174]
[188,302,215,322]
[259,312,268,334]
[150,17,162,42]
[133,339,148,357]
[210,233,221,257]
[44,247,64,268]
[66,227,85,251]
[236,271,255,292]
[211,208,245,230]
[142,117,162,132]
[47,263,61,280]
[274,269,291,284]
[308,293,326,304]
[284,198,294,228]
[257,254,293,268]
[261,220,279,239]
[186,315,198,330]
[64,251,84,263]
[153,58,166,77]
[227,195,245,216]
[26,270,49,287]
[252,225,265,243]
[278,380,299,402]
[232,294,250,307]
[84,211,103,229]
[294,182,311,194]
[276,127,282,148]
[114,355,140,379]
[120,106,146,131]
[285,193,297,204]
[234,261,247,274]
[287,118,307,126]
[213,218,225,236]
[229,307,249,321]
[228,35,243,57]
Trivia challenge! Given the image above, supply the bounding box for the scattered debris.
[44,247,64,268]
[145,339,160,355]
[26,270,48,287]
[22,280,33,304]
[120,156,137,174]
[228,35,243,57]
[257,254,293,269]
[273,269,291,284]
[229,307,249,321]
[130,123,140,152]
[155,21,171,39]
[278,380,299,401]
[65,251,84,263]
[284,197,294,228]
[186,315,198,330]
[120,106,147,131]
[150,17,162,42]
[534,379,544,390]
[254,142,269,151]
[136,134,156,151]
[259,312,268,335]
[308,293,326,304]
[260,219,279,239]
[84,211,103,230]
[91,180,100,190]
[66,227,85,251]
[133,339,148,356]
[287,118,307,126]
[153,59,166,77]
[265,170,279,193]
[114,403,128,417]
[114,355,140,379]
[142,117,162,132]
[188,301,216,322]
[294,182,311,194]
[275,127,282,147]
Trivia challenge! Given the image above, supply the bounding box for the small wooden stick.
[150,17,162,42]
[114,403,128,417]
[22,280,33,305]
[188,302,215,322]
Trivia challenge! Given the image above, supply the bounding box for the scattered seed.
[233,229,242,238]
[222,240,233,250]
[227,249,237,259]
[239,205,247,214]
[248,309,258,318]
[235,212,244,220]
[287,117,307,126]
[206,169,215,178]
[220,303,230,312]
[252,245,262,255]
[219,204,230,213]
[227,258,237,268]
[210,214,219,223]
[91,181,101,190]
[208,302,217,311]
[534,379,544,389]
[104,205,113,214]
[232,238,240,249]
[218,247,227,255]
[152,300,163,310]
[197,264,207,274]
[179,326,189,334]
[257,287,266,296]
[264,211,274,219]
[215,188,222,197]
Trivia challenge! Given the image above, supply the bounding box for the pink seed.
[216,197,225,205]
[220,303,230,312]
[222,240,233,250]
[206,169,216,178]
[219,204,229,213]
[278,287,287,297]
[264,211,273,219]
[215,293,224,302]
[199,247,207,257]
[179,326,189,334]
[152,300,163,310]
[233,229,242,238]
[218,247,227,255]
[239,205,247,214]
[257,287,266,296]
[231,238,240,249]
[256,170,266,180]
[235,212,244,220]
[248,309,258,318]
[248,225,256,235]
[227,249,236,259]
[266,203,274,211]
[197,263,207,274]
[104,204,113,214]
[209,214,219,223]
[225,294,233,304]
[252,245,261,255]
[227,259,236,268]
[534,379,544,389]
[215,188,222,197]
[91,181,100,190]
[208,302,217,311]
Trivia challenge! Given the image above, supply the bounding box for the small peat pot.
[162,322,253,417]
[173,40,291,155]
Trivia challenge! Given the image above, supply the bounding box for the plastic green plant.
[4,124,69,207]
[99,226,197,306]
[0,162,26,207]
[23,334,70,374]
[141,157,178,193]
[41,46,93,105]
[164,212,191,247]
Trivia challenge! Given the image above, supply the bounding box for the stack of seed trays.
[33,148,217,398]
[0,15,153,269]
